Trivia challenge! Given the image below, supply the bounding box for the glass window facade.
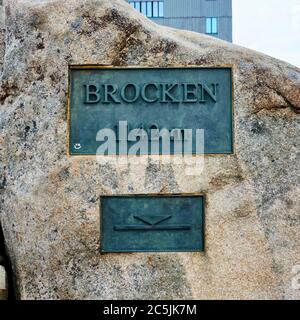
[129,1,164,18]
[206,17,218,34]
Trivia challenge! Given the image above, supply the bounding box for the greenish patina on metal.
[100,195,205,253]
[69,67,233,155]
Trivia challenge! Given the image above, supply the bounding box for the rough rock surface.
[0,0,299,300]
[0,4,5,67]
[0,265,7,300]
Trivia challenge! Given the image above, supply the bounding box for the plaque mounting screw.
[74,143,82,150]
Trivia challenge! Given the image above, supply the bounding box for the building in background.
[127,0,232,42]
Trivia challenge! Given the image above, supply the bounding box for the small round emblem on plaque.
[74,143,82,150]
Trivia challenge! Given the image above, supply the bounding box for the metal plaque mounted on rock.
[68,66,233,155]
[100,195,205,253]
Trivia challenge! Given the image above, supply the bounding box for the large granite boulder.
[0,0,299,299]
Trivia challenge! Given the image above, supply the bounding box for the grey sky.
[233,0,300,68]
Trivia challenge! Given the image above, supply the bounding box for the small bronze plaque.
[100,195,205,253]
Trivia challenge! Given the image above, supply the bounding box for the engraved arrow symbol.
[133,215,172,225]
[114,214,191,231]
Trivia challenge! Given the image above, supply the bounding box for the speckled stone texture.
[0,265,7,300]
[0,4,5,66]
[0,0,299,300]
